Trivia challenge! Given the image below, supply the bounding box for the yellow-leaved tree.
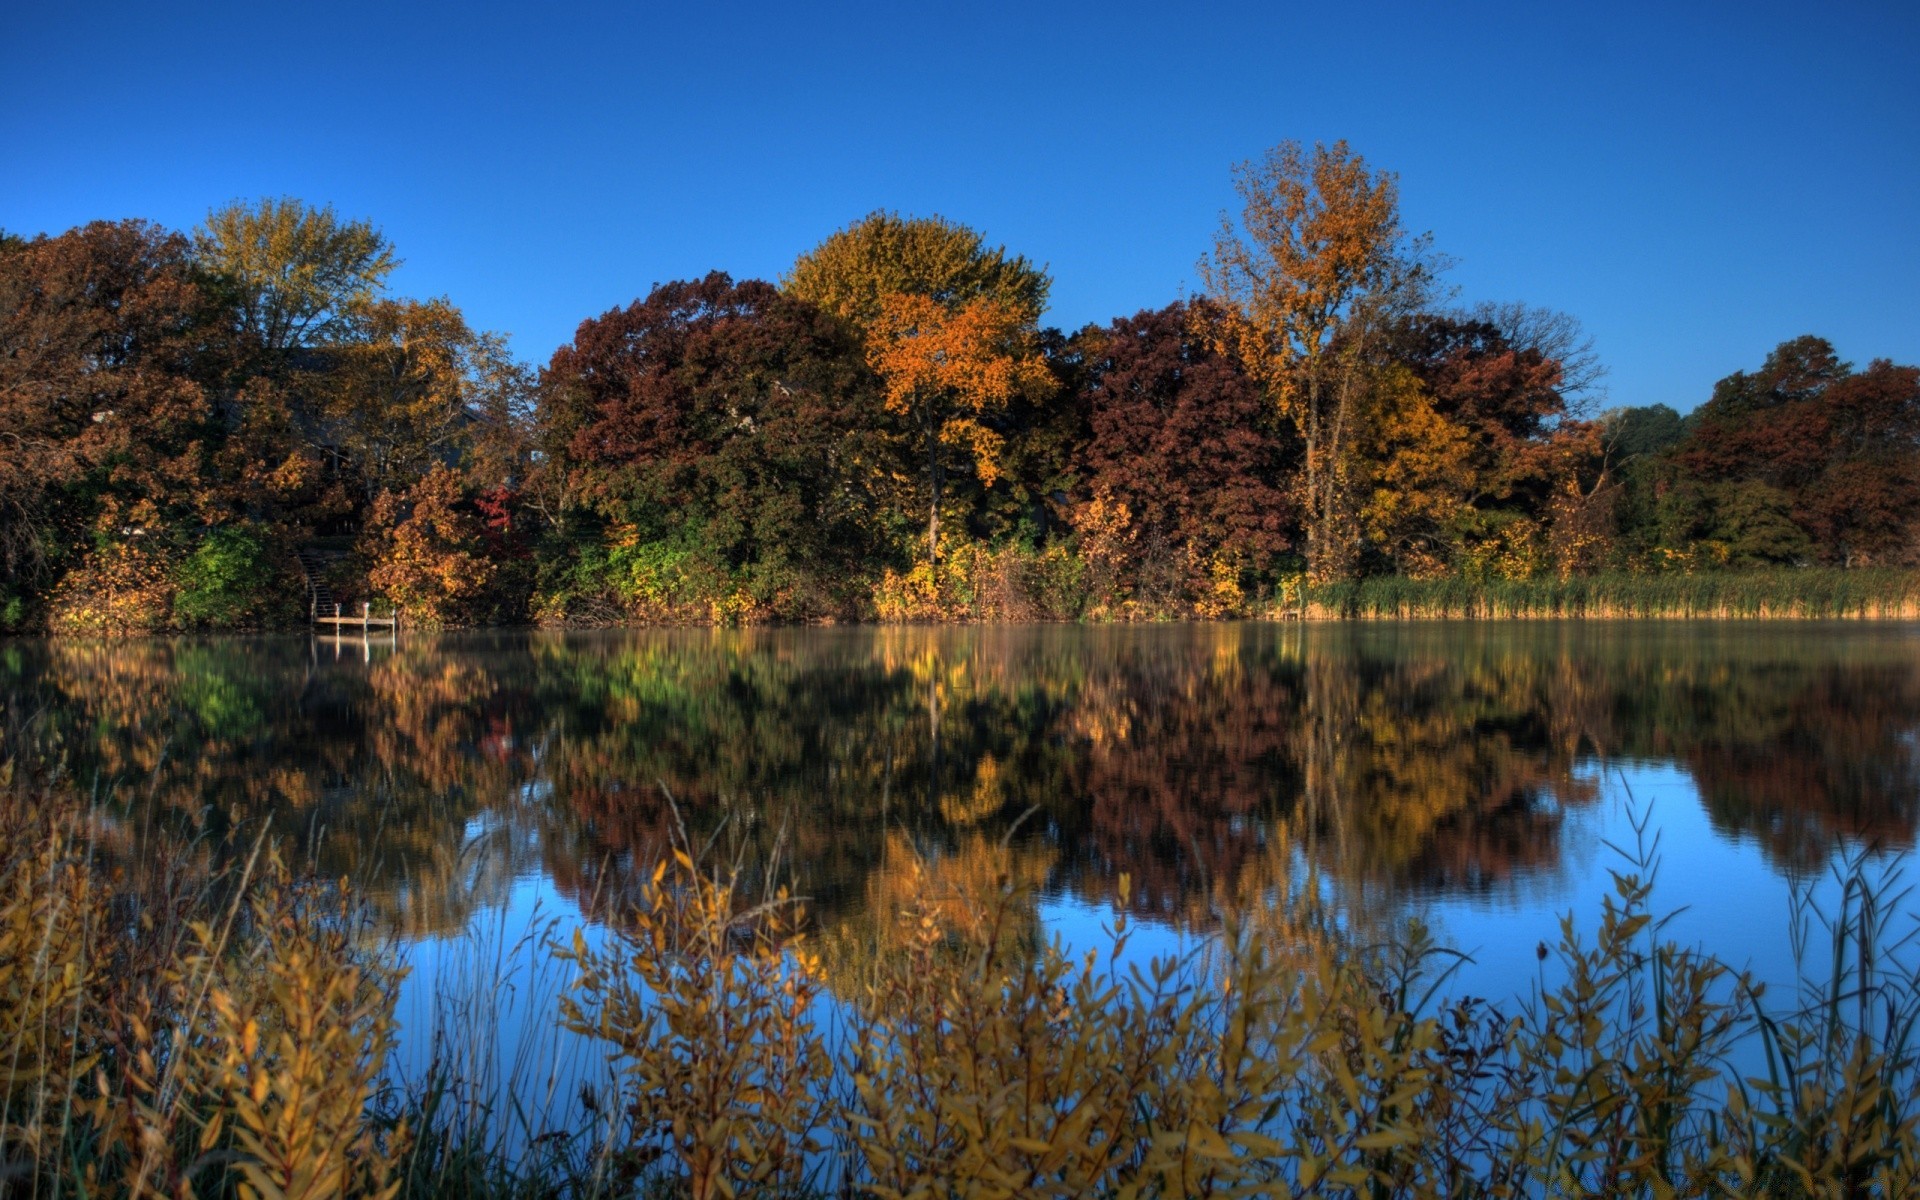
[195,197,396,355]
[314,296,523,502]
[1200,140,1439,582]
[783,210,1047,333]
[1357,364,1475,577]
[866,293,1052,570]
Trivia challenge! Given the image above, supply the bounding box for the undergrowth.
[3,771,1918,1197]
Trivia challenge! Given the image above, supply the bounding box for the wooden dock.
[315,613,399,631]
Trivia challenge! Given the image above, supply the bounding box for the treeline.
[4,142,1917,632]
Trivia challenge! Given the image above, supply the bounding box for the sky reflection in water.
[3,620,1917,1092]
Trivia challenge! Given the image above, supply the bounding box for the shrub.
[173,525,280,628]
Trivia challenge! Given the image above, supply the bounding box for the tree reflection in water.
[1,623,1916,947]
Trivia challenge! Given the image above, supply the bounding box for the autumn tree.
[195,198,396,355]
[1075,301,1293,608]
[1671,336,1920,566]
[1199,140,1438,581]
[784,211,1048,332]
[311,296,523,502]
[868,294,1053,569]
[368,463,497,625]
[1365,314,1594,577]
[0,221,219,626]
[543,273,887,617]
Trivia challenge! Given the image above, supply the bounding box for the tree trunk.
[927,411,943,568]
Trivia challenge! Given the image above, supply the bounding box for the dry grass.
[4,771,1919,1197]
[1293,569,1920,621]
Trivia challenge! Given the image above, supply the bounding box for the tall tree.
[867,294,1053,568]
[196,198,396,355]
[784,212,1048,332]
[1199,140,1437,581]
[313,297,521,501]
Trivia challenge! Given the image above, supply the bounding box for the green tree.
[1602,404,1686,461]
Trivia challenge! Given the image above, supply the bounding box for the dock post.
[362,600,370,632]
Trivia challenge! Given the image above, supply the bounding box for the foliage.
[0,220,216,609]
[313,296,524,503]
[174,525,283,628]
[783,211,1049,332]
[1676,336,1920,567]
[558,851,830,1200]
[1075,301,1293,611]
[0,786,412,1198]
[1200,139,1438,582]
[7,172,1920,633]
[868,293,1055,568]
[868,534,1088,621]
[196,197,397,354]
[46,516,181,636]
[542,274,888,622]
[369,464,498,627]
[1299,568,1920,620]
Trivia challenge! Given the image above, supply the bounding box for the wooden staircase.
[295,546,342,620]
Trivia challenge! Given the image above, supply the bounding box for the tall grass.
[1297,569,1920,621]
[0,782,412,1199]
[4,773,1919,1197]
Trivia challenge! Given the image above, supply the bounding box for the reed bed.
[1296,569,1920,621]
[4,773,1920,1198]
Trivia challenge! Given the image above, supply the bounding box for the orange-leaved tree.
[368,463,496,626]
[1200,140,1437,582]
[867,294,1052,569]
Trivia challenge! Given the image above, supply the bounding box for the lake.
[3,621,1917,1091]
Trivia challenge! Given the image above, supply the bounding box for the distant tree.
[867,293,1053,568]
[545,273,886,613]
[1680,337,1920,565]
[196,198,396,354]
[1076,302,1292,605]
[1602,404,1686,461]
[1199,140,1439,581]
[784,212,1048,331]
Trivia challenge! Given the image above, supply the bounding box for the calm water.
[4,621,1918,1070]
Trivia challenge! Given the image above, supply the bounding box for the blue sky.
[5,0,1914,412]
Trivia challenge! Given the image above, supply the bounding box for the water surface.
[4,621,1916,1037]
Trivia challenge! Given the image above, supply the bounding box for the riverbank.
[1296,568,1920,621]
[18,567,1920,637]
[5,774,1918,1198]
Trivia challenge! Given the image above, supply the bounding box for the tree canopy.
[784,211,1049,330]
[3,163,1916,633]
[196,197,396,354]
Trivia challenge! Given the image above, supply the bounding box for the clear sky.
[4,0,1914,412]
